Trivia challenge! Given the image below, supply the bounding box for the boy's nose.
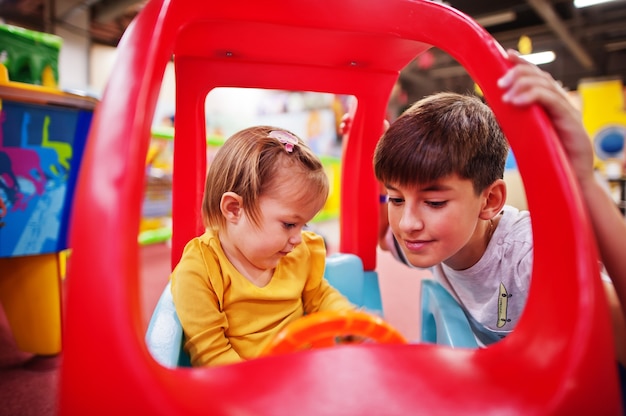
[399,211,424,232]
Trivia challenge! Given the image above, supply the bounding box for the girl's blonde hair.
[202,125,329,229]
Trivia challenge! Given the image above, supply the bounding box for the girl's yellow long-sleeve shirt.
[170,229,355,367]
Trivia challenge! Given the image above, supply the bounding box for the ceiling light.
[574,0,618,8]
[521,51,556,65]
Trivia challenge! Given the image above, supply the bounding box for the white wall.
[53,0,176,114]
[89,44,117,94]
[89,43,177,126]
[54,0,90,92]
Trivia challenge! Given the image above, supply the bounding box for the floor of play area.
[0,219,428,416]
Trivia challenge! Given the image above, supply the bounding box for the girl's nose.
[289,231,302,246]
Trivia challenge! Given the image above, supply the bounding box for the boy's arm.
[604,280,626,366]
[499,49,626,360]
[579,177,626,315]
[583,180,626,365]
[378,182,391,251]
[375,120,391,251]
[499,48,626,305]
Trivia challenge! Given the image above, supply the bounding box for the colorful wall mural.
[0,98,93,256]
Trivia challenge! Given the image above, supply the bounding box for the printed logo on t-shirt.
[497,282,512,328]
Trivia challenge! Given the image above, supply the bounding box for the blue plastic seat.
[322,253,383,315]
[145,280,190,368]
[420,279,478,348]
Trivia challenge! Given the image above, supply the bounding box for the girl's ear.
[220,192,243,223]
[479,179,507,220]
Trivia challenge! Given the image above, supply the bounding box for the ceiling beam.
[525,0,595,70]
[93,0,144,23]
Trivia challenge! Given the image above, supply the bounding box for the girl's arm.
[171,243,243,367]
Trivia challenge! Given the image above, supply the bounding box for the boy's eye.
[388,197,404,205]
[426,200,447,208]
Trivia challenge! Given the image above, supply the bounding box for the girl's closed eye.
[283,222,297,229]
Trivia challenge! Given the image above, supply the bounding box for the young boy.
[374,90,533,346]
[375,56,626,363]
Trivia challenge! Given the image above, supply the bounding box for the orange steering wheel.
[261,310,407,356]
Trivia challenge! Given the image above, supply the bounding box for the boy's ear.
[479,179,507,220]
[220,192,243,223]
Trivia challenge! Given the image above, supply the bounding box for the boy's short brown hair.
[374,92,509,194]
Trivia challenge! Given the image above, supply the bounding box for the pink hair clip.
[268,130,298,153]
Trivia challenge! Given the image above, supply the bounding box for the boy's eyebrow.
[385,182,453,193]
[420,183,453,192]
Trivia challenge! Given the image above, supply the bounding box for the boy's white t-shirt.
[385,205,533,346]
